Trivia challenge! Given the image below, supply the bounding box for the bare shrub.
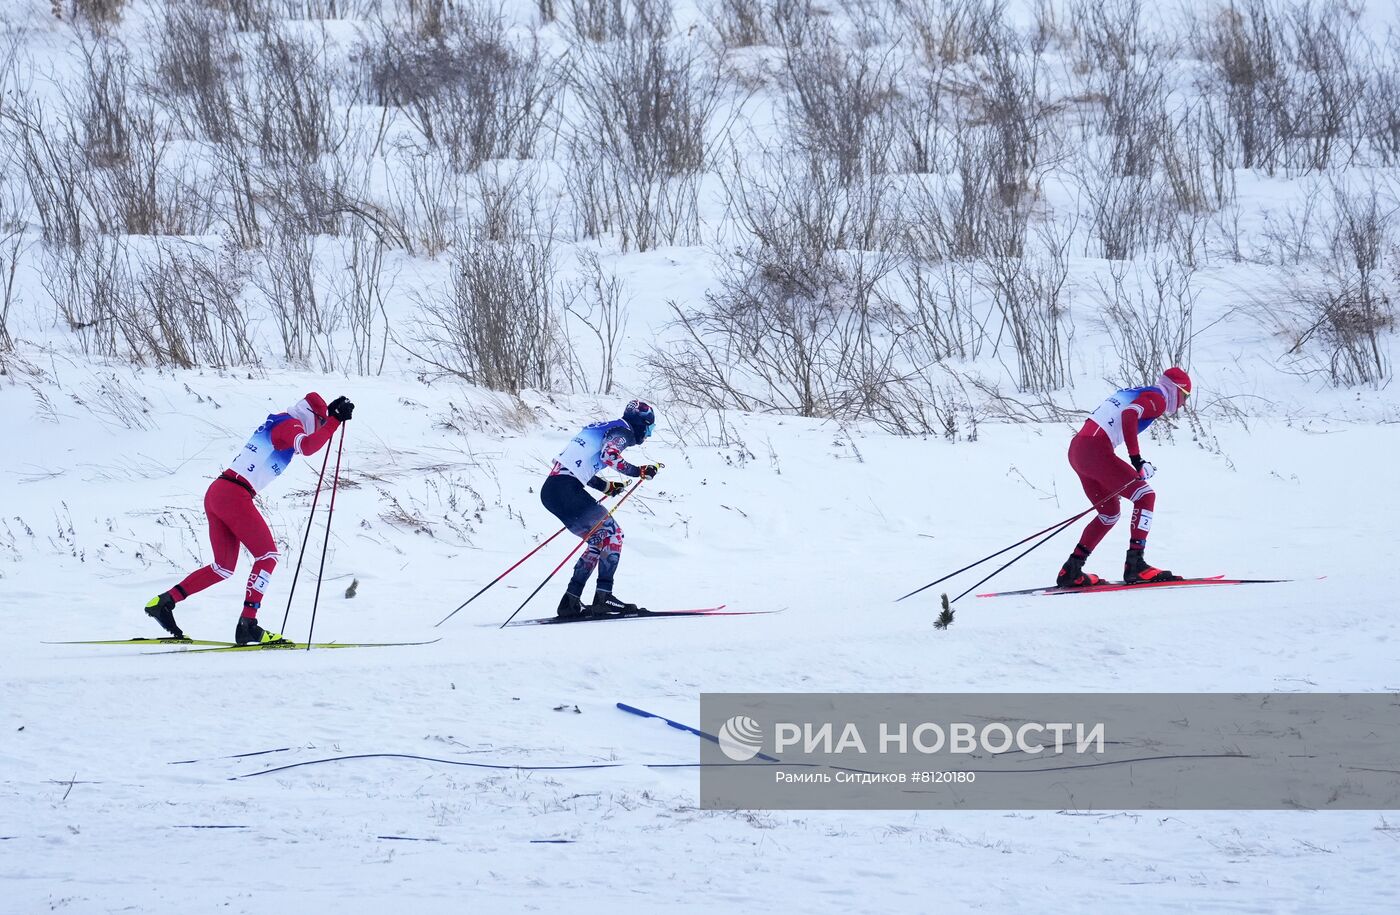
[1162,106,1236,215]
[1284,0,1364,170]
[778,18,900,181]
[977,223,1072,392]
[1265,183,1396,385]
[152,3,239,145]
[899,0,1008,66]
[568,4,719,178]
[1256,180,1324,265]
[215,145,263,249]
[566,0,630,42]
[710,0,776,49]
[100,136,212,236]
[245,28,347,169]
[72,39,134,170]
[649,248,901,419]
[894,27,1053,204]
[1361,39,1400,166]
[977,33,1053,207]
[723,148,900,254]
[1080,171,1176,260]
[254,223,340,369]
[879,254,987,361]
[564,4,723,250]
[1094,55,1168,179]
[155,5,229,99]
[1196,0,1366,173]
[203,0,274,32]
[279,0,381,18]
[39,233,131,356]
[384,143,462,256]
[904,127,1029,259]
[1094,258,1197,383]
[564,249,628,394]
[6,96,94,248]
[1196,0,1289,171]
[38,233,255,370]
[58,0,129,31]
[412,222,563,392]
[363,7,561,172]
[333,224,394,375]
[121,241,256,368]
[888,67,951,175]
[1072,0,1163,74]
[0,188,24,356]
[648,148,957,430]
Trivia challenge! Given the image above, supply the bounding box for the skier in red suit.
[144,392,355,644]
[1057,367,1192,587]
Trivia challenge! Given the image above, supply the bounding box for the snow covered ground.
[3,368,1399,912]
[4,0,1400,910]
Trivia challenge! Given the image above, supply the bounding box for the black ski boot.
[1124,548,1182,584]
[556,593,585,619]
[235,613,287,646]
[1056,554,1104,589]
[591,591,645,615]
[144,592,186,639]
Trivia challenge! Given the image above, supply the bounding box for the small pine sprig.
[934,593,955,630]
[345,578,359,599]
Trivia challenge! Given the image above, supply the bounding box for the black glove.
[328,396,354,421]
[1129,454,1155,480]
[639,464,661,480]
[602,480,626,496]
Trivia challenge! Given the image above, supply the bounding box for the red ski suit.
[170,414,340,618]
[1069,387,1166,552]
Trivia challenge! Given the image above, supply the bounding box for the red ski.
[976,576,1296,598]
[499,605,784,627]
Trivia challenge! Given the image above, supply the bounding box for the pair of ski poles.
[435,477,647,630]
[896,478,1137,609]
[280,425,348,649]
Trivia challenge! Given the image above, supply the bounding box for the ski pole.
[305,424,347,650]
[498,478,645,629]
[895,478,1137,603]
[280,441,334,633]
[946,513,1082,606]
[434,490,611,629]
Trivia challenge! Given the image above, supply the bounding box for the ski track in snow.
[2,375,1398,913]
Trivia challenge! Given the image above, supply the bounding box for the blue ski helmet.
[623,399,655,442]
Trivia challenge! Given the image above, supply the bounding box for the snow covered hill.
[3,0,1400,911]
[3,368,1399,912]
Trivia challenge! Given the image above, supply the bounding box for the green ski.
[145,638,442,655]
[45,637,236,647]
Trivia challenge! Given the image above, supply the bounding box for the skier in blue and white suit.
[541,400,661,618]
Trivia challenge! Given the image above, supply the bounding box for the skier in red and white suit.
[144,392,354,644]
[1056,367,1192,587]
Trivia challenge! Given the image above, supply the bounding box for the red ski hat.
[1159,367,1191,412]
[289,392,328,432]
[304,392,328,420]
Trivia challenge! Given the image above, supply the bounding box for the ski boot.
[235,612,288,646]
[590,591,645,616]
[144,592,186,639]
[1056,553,1104,589]
[1124,548,1182,585]
[556,592,586,619]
